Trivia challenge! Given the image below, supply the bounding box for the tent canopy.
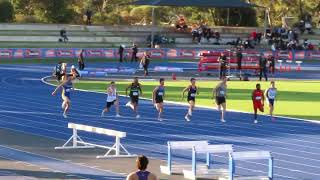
[130,0,261,8]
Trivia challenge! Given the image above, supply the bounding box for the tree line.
[0,0,318,27]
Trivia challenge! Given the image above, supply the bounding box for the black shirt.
[219,55,227,67]
[259,57,268,69]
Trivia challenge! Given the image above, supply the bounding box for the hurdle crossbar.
[229,151,273,180]
[183,144,233,180]
[160,140,209,175]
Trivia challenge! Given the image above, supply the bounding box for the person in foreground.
[101,81,121,118]
[52,72,75,118]
[182,78,199,122]
[213,77,227,122]
[252,83,265,124]
[265,81,277,121]
[126,77,143,118]
[126,155,157,180]
[153,78,165,121]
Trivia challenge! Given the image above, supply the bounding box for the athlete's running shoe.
[254,120,258,124]
[115,114,121,118]
[136,114,140,119]
[185,116,191,122]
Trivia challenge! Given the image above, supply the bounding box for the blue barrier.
[0,48,319,61]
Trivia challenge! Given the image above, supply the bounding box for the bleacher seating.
[0,23,319,49]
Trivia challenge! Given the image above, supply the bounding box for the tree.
[0,0,14,22]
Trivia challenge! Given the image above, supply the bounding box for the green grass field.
[67,80,320,121]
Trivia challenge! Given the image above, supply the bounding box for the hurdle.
[183,144,233,180]
[285,60,293,72]
[55,123,135,158]
[277,60,283,72]
[229,151,273,180]
[295,61,302,71]
[160,141,209,175]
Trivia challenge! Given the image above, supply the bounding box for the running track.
[0,64,319,179]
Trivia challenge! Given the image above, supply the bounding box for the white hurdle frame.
[229,151,273,180]
[160,141,209,175]
[55,123,135,158]
[183,144,233,180]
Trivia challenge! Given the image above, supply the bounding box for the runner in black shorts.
[182,78,199,121]
[212,77,227,122]
[153,78,165,121]
[126,77,143,118]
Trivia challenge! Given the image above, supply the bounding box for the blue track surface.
[0,64,319,179]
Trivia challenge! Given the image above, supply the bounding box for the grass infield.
[66,79,320,121]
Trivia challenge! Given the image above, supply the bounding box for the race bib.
[132,92,139,96]
[158,92,164,96]
[190,93,196,97]
[65,89,71,92]
[220,91,225,95]
[255,96,262,100]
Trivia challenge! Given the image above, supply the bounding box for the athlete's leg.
[114,100,120,117]
[157,103,163,120]
[221,102,226,122]
[63,100,70,118]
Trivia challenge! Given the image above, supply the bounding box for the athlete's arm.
[107,87,112,96]
[125,84,131,97]
[139,84,143,96]
[152,87,158,104]
[262,90,265,104]
[251,90,255,101]
[52,80,67,96]
[182,86,190,99]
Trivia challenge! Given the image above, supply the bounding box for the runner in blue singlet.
[153,78,165,121]
[182,78,199,122]
[52,72,75,118]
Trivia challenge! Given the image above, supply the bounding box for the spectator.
[236,48,243,73]
[118,45,125,63]
[259,54,268,81]
[53,61,63,82]
[78,49,85,70]
[60,28,68,42]
[218,52,228,79]
[191,25,201,44]
[176,15,188,32]
[131,44,138,62]
[214,30,220,44]
[305,21,312,34]
[85,9,92,25]
[140,52,151,76]
[268,55,275,76]
[126,155,157,180]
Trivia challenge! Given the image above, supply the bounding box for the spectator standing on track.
[119,45,125,63]
[213,77,227,123]
[131,44,138,62]
[268,55,275,76]
[236,48,243,77]
[259,53,268,81]
[60,28,68,42]
[126,155,157,180]
[53,61,63,82]
[140,52,151,76]
[78,49,85,70]
[218,52,228,79]
[252,83,265,124]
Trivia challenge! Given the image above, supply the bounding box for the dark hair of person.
[190,78,195,82]
[159,78,165,83]
[136,155,149,170]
